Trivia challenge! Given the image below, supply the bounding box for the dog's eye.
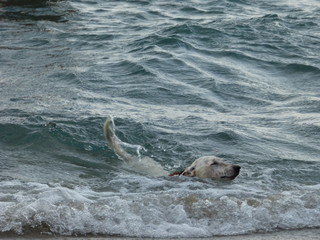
[211,162,218,166]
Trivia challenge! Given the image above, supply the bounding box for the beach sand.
[0,228,319,240]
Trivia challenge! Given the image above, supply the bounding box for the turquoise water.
[0,0,320,237]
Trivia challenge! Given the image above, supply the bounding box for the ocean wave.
[0,180,319,237]
[0,116,106,156]
[107,60,156,78]
[280,63,320,76]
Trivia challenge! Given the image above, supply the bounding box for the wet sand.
[0,228,319,240]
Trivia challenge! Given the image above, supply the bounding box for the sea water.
[0,0,320,237]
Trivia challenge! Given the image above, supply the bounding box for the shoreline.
[0,228,319,240]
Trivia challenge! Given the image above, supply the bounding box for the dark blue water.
[1,0,320,237]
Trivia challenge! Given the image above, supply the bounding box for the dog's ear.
[168,170,184,176]
[181,167,196,177]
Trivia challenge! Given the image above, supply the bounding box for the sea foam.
[1,179,319,237]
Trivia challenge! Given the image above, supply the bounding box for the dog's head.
[181,156,241,180]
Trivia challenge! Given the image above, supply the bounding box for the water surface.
[0,0,320,237]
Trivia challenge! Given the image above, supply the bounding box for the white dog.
[104,118,240,180]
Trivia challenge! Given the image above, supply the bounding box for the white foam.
[0,179,320,237]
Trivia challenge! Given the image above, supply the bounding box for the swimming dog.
[104,118,240,180]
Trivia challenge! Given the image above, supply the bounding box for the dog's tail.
[103,117,134,162]
[103,117,169,176]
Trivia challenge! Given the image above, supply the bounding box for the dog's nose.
[234,165,241,172]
